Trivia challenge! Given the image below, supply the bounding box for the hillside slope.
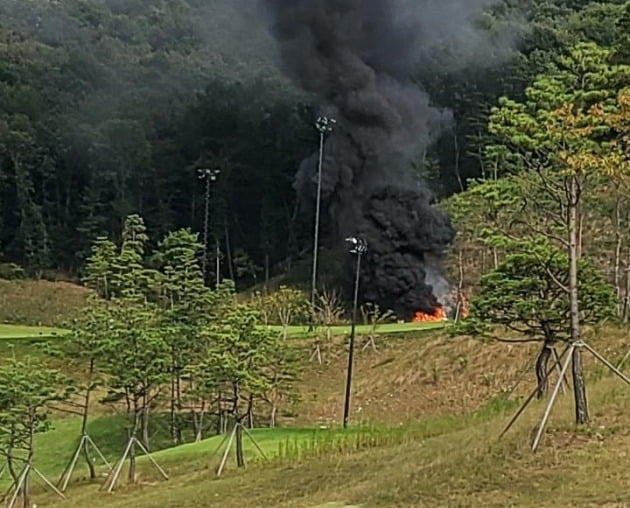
[39,373,630,507]
[12,325,630,507]
[0,279,89,326]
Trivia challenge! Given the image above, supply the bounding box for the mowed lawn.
[0,323,68,340]
[274,321,447,338]
[0,321,445,342]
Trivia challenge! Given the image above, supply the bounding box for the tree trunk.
[216,392,224,435]
[23,424,34,508]
[175,373,183,444]
[246,394,254,429]
[7,453,17,486]
[264,253,270,293]
[128,410,140,483]
[614,199,623,316]
[492,247,499,269]
[81,359,96,479]
[270,405,277,429]
[193,403,205,443]
[568,176,589,425]
[233,384,245,468]
[535,343,552,399]
[141,391,151,450]
[224,216,235,281]
[453,131,465,192]
[170,374,178,445]
[235,421,245,468]
[142,410,150,451]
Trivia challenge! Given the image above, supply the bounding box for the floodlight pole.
[343,237,367,429]
[198,168,220,285]
[310,117,336,328]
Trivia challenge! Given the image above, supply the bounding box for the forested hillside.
[1,0,629,292]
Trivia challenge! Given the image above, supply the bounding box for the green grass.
[32,376,630,508]
[275,321,446,339]
[0,323,68,340]
[10,394,514,499]
[0,321,443,344]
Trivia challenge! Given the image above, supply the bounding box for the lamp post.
[310,116,336,327]
[197,168,220,284]
[342,236,367,429]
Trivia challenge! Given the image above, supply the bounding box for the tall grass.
[275,396,520,465]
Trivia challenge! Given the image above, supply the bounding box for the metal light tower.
[342,236,367,429]
[310,116,336,322]
[198,168,220,283]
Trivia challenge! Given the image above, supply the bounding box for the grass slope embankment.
[16,326,630,507]
[36,373,630,507]
[0,279,90,326]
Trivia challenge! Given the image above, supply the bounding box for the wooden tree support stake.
[3,462,65,508]
[501,340,630,452]
[214,423,268,478]
[57,433,112,492]
[309,343,323,364]
[101,437,168,493]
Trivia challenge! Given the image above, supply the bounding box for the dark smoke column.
[264,0,456,319]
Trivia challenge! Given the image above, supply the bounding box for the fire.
[413,306,448,323]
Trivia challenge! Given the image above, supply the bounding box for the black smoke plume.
[263,0,503,319]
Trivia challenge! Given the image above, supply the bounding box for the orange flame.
[413,306,448,323]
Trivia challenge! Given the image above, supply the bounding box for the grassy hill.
[31,373,630,507]
[3,324,629,507]
[0,279,90,326]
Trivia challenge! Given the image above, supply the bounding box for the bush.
[0,263,26,280]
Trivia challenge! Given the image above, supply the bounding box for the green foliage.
[83,237,117,299]
[0,262,25,280]
[261,286,309,338]
[487,42,630,176]
[468,239,616,341]
[206,303,282,399]
[0,357,70,466]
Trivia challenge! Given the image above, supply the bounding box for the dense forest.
[0,0,629,294]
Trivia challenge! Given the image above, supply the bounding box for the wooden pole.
[104,437,134,493]
[216,425,238,477]
[531,344,574,452]
[583,342,630,387]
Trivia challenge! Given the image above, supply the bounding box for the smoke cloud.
[263,0,510,318]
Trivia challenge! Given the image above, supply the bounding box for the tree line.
[2,0,627,286]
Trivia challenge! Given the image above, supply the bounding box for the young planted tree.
[310,288,345,363]
[270,286,308,340]
[205,303,281,468]
[262,341,301,428]
[0,358,70,508]
[52,298,111,484]
[487,42,630,423]
[360,302,395,352]
[101,299,169,483]
[467,240,616,398]
[251,291,274,327]
[155,228,211,445]
[82,236,117,299]
[110,214,155,299]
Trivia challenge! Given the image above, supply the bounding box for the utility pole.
[197,168,220,285]
[342,236,367,429]
[310,116,336,326]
